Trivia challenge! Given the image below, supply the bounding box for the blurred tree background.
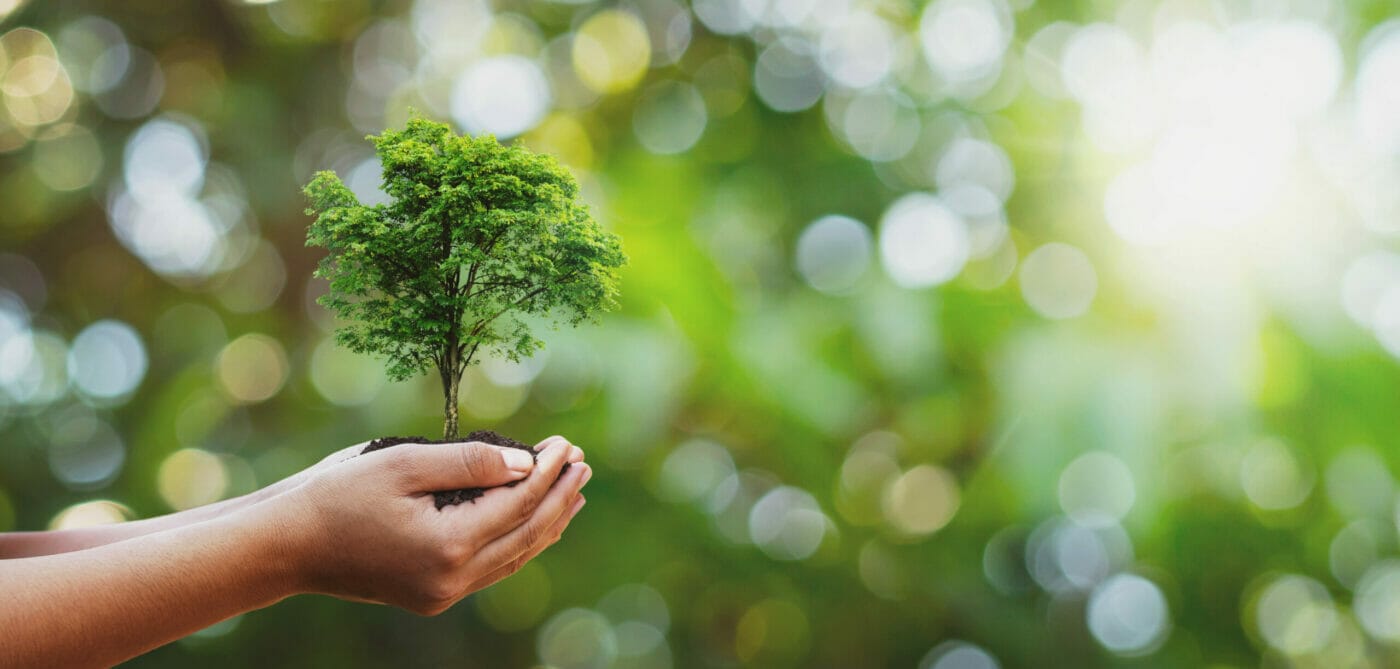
[2,0,1400,666]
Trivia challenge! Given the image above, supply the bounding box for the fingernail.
[502,448,534,473]
[570,445,584,461]
[579,464,593,486]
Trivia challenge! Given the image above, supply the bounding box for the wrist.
[224,497,315,601]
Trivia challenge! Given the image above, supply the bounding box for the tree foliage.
[304,116,624,438]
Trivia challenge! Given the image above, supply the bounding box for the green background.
[1,0,1398,667]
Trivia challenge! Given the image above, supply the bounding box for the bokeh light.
[879,193,969,289]
[5,1,1400,666]
[883,464,961,536]
[794,215,871,295]
[67,319,146,403]
[451,55,549,139]
[48,499,131,530]
[1019,243,1096,320]
[216,333,289,404]
[1086,573,1170,655]
[157,448,229,511]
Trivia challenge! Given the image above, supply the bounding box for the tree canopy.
[304,117,624,438]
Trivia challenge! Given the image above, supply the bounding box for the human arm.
[0,437,591,668]
[0,443,366,559]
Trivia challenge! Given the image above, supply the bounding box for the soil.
[360,429,571,509]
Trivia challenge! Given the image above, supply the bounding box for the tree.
[304,117,625,440]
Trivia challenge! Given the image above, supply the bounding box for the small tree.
[304,117,624,440]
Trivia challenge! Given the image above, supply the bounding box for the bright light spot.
[157,448,229,511]
[216,333,288,404]
[1022,22,1077,99]
[1087,573,1170,655]
[709,470,776,544]
[597,583,671,633]
[1240,438,1312,511]
[692,0,754,36]
[1019,243,1097,319]
[941,183,1006,258]
[1369,277,1400,360]
[1026,517,1133,593]
[537,608,618,669]
[124,117,207,199]
[1058,451,1136,527]
[108,190,224,279]
[1355,561,1400,643]
[1061,23,1146,111]
[1062,23,1155,152]
[656,439,735,505]
[110,117,228,279]
[829,89,921,162]
[1234,21,1341,120]
[345,157,389,206]
[754,39,824,113]
[67,319,146,402]
[1324,447,1395,518]
[819,11,895,89]
[0,28,74,135]
[1356,23,1400,155]
[47,411,124,489]
[572,10,651,95]
[836,433,901,526]
[611,621,668,665]
[1342,251,1400,329]
[919,641,1000,669]
[936,137,1014,203]
[883,464,960,536]
[632,80,707,155]
[0,330,67,405]
[309,336,384,407]
[794,215,871,295]
[1254,574,1337,655]
[48,499,131,530]
[748,486,827,560]
[56,16,129,94]
[878,193,969,288]
[1330,521,1382,590]
[0,0,28,23]
[919,0,1012,86]
[451,55,550,139]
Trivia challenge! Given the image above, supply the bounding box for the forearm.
[0,479,298,558]
[0,510,301,668]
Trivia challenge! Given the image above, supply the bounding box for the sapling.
[304,116,623,503]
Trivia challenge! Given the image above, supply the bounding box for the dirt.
[360,430,570,509]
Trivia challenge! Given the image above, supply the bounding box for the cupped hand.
[251,436,590,615]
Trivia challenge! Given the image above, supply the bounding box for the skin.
[0,435,591,668]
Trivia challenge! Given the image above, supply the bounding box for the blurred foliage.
[2,0,1400,667]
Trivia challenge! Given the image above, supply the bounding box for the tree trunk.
[442,369,460,441]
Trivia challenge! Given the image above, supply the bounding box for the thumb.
[394,442,535,492]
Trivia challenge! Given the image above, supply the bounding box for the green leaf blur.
[0,0,1398,667]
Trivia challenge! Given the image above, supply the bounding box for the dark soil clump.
[360,430,570,509]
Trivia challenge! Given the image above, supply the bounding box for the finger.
[464,462,591,572]
[442,438,576,538]
[391,441,536,492]
[466,495,585,593]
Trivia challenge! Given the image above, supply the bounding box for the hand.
[251,436,590,615]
